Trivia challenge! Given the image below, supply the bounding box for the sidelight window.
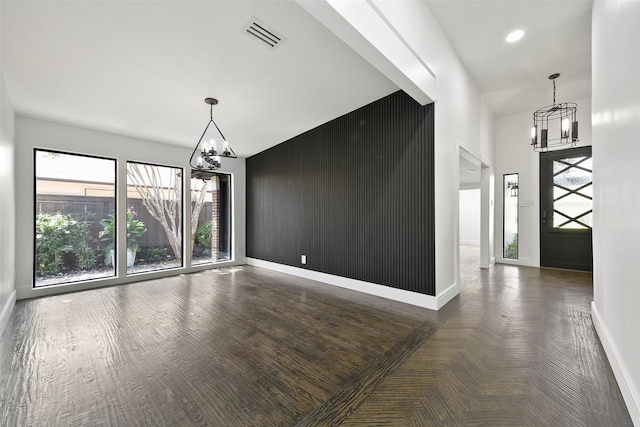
[503,173,519,259]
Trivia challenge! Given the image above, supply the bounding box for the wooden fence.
[36,195,214,255]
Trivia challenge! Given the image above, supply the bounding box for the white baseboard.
[459,240,480,245]
[497,257,538,268]
[246,258,458,311]
[0,290,16,339]
[436,282,460,308]
[591,302,640,425]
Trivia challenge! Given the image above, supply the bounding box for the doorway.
[539,146,593,271]
[459,149,481,286]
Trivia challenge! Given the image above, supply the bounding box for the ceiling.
[0,1,397,157]
[429,0,593,187]
[426,0,593,117]
[1,1,593,157]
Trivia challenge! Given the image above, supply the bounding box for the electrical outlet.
[301,255,307,264]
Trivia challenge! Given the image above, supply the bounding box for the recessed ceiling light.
[506,30,524,43]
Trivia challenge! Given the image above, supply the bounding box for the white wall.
[14,116,246,300]
[0,71,17,336]
[480,97,495,269]
[459,189,480,245]
[591,1,640,424]
[494,97,592,266]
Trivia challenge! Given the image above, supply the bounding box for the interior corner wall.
[247,91,435,295]
[480,97,496,268]
[13,116,247,300]
[591,1,640,424]
[0,71,17,336]
[300,1,493,298]
[380,0,491,296]
[480,98,495,167]
[493,98,592,267]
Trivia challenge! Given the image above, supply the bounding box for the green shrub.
[36,212,98,274]
[99,206,146,252]
[36,213,74,275]
[69,220,97,270]
[505,233,518,259]
[141,246,168,263]
[195,222,212,248]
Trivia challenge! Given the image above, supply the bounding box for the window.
[34,150,116,287]
[34,150,233,288]
[552,156,592,229]
[126,162,183,274]
[503,173,519,260]
[191,173,232,265]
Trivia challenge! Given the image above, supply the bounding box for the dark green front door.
[540,146,593,271]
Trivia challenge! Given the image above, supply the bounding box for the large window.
[503,173,519,260]
[34,150,116,287]
[34,150,233,288]
[191,173,232,265]
[126,162,183,274]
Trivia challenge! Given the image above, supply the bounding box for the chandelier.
[190,98,236,179]
[530,73,578,152]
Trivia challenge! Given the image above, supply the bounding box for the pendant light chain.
[209,104,228,142]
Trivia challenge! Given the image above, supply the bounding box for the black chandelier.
[190,97,236,179]
[530,73,578,152]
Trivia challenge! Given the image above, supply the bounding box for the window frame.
[33,148,118,288]
[190,171,233,266]
[125,160,185,274]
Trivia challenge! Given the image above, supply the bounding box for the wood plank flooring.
[0,258,632,426]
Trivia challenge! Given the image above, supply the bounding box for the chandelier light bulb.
[530,125,537,145]
[561,118,570,138]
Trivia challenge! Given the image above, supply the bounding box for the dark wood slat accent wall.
[247,91,435,295]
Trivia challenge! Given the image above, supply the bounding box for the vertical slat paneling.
[246,91,435,295]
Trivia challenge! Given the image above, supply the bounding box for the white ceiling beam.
[296,0,435,105]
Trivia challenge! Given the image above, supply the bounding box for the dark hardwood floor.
[0,258,632,426]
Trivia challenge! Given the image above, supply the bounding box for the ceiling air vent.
[243,17,287,50]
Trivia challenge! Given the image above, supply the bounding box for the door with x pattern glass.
[540,146,593,271]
